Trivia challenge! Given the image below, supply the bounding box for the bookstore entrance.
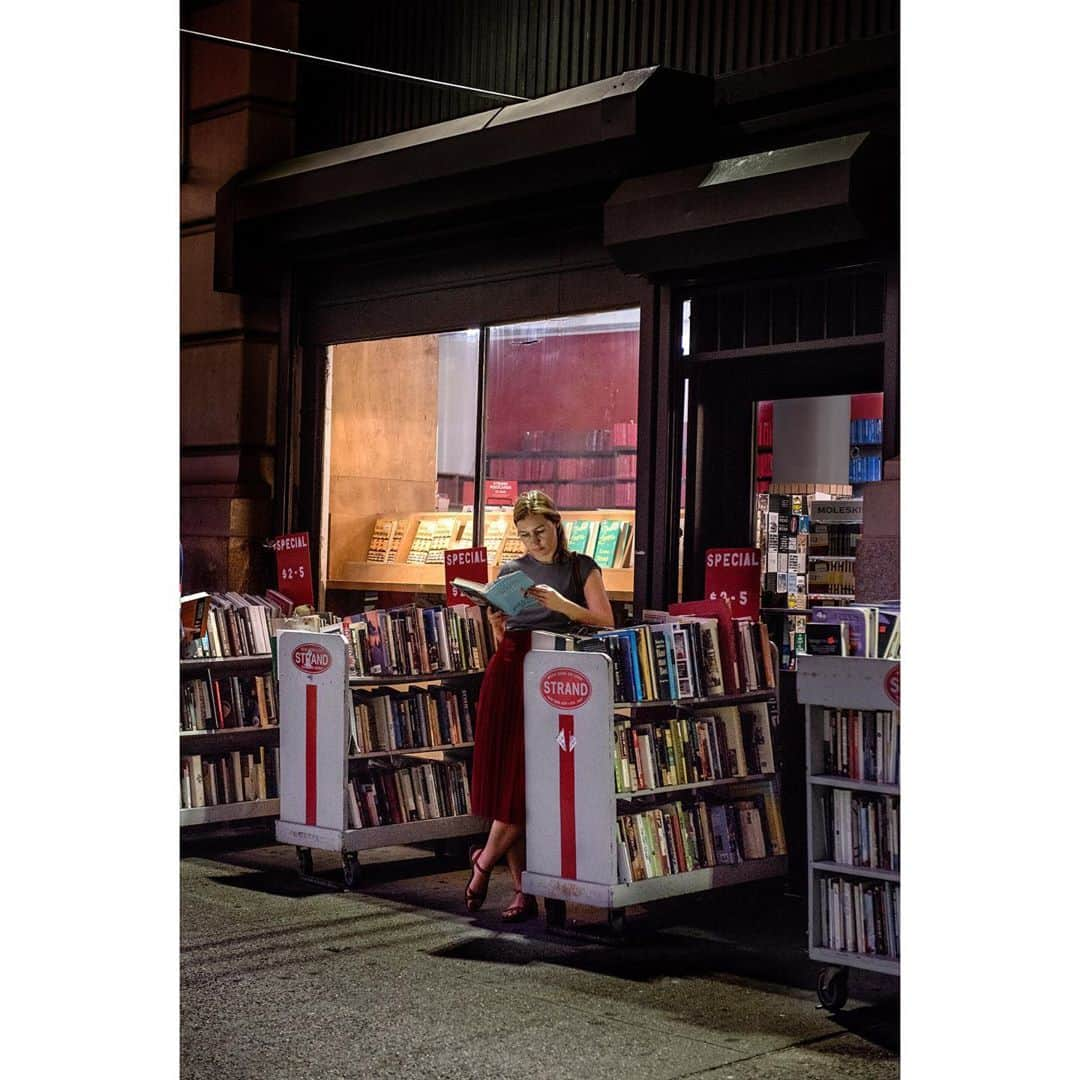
[319,307,644,620]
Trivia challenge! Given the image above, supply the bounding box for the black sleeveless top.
[499,552,600,631]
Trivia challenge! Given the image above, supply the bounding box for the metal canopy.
[214,67,715,292]
[603,130,897,276]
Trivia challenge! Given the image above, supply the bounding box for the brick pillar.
[854,457,900,603]
[180,0,297,592]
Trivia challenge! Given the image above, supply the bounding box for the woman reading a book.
[466,490,614,921]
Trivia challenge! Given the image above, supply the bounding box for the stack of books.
[818,790,899,872]
[616,790,786,882]
[181,671,278,732]
[820,707,899,783]
[819,875,899,959]
[350,683,475,754]
[347,760,472,828]
[540,606,774,703]
[182,593,280,659]
[612,702,775,793]
[344,604,491,677]
[180,747,279,809]
[803,603,900,658]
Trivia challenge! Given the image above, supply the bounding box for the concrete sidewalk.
[181,836,899,1080]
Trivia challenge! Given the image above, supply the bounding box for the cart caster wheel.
[342,853,361,890]
[545,899,567,930]
[296,847,313,876]
[816,966,849,1011]
[607,908,626,936]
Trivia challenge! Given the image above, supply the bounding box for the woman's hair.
[512,489,570,563]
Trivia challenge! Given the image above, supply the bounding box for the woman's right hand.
[488,609,507,647]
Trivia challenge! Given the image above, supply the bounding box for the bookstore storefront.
[214,67,898,618]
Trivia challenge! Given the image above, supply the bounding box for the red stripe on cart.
[305,684,318,825]
[558,713,576,879]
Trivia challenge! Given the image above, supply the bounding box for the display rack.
[798,654,900,1010]
[521,646,787,931]
[180,655,280,826]
[274,630,486,887]
[330,508,635,600]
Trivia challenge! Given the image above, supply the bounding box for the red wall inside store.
[484,331,639,451]
[850,392,884,421]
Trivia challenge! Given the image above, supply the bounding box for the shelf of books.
[330,508,636,600]
[798,655,900,1009]
[180,591,283,827]
[520,612,787,926]
[755,493,864,670]
[274,601,492,887]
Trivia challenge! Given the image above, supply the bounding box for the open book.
[450,570,542,616]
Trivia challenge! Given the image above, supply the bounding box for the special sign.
[703,548,762,620]
[270,531,314,607]
[444,546,488,606]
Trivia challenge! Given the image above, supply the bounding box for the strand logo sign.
[540,667,592,710]
[292,642,332,675]
[884,664,900,707]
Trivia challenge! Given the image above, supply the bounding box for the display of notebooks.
[566,519,596,555]
[805,621,848,656]
[366,517,400,562]
[810,607,873,657]
[591,519,624,568]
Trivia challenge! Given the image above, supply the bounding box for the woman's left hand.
[526,584,571,615]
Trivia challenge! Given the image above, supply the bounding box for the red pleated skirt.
[470,629,531,825]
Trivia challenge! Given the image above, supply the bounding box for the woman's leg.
[502,834,537,921]
[479,819,521,871]
[465,819,522,910]
[505,833,526,892]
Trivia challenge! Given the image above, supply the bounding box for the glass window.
[482,310,640,588]
[325,331,479,600]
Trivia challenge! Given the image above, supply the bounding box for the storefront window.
[482,309,639,584]
[322,311,642,608]
[324,331,479,595]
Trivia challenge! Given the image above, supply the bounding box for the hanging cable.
[180,28,530,103]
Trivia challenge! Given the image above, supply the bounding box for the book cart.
[274,630,486,887]
[520,645,787,933]
[180,655,280,826]
[798,655,900,1010]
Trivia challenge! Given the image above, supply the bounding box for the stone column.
[854,457,900,603]
[180,0,297,591]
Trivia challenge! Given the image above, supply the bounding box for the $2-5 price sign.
[703,548,761,620]
[270,532,314,607]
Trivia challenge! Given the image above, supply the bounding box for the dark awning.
[215,67,714,292]
[603,130,898,275]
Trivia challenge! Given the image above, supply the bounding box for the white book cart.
[521,645,788,932]
[274,630,486,887]
[798,654,900,1010]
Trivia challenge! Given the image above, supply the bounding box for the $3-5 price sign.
[703,548,761,620]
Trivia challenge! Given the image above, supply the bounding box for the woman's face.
[515,513,558,563]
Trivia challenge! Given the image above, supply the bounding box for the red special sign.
[444,546,488,606]
[541,667,592,710]
[884,664,900,707]
[703,548,762,620]
[292,642,331,675]
[270,531,314,607]
[484,479,518,506]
